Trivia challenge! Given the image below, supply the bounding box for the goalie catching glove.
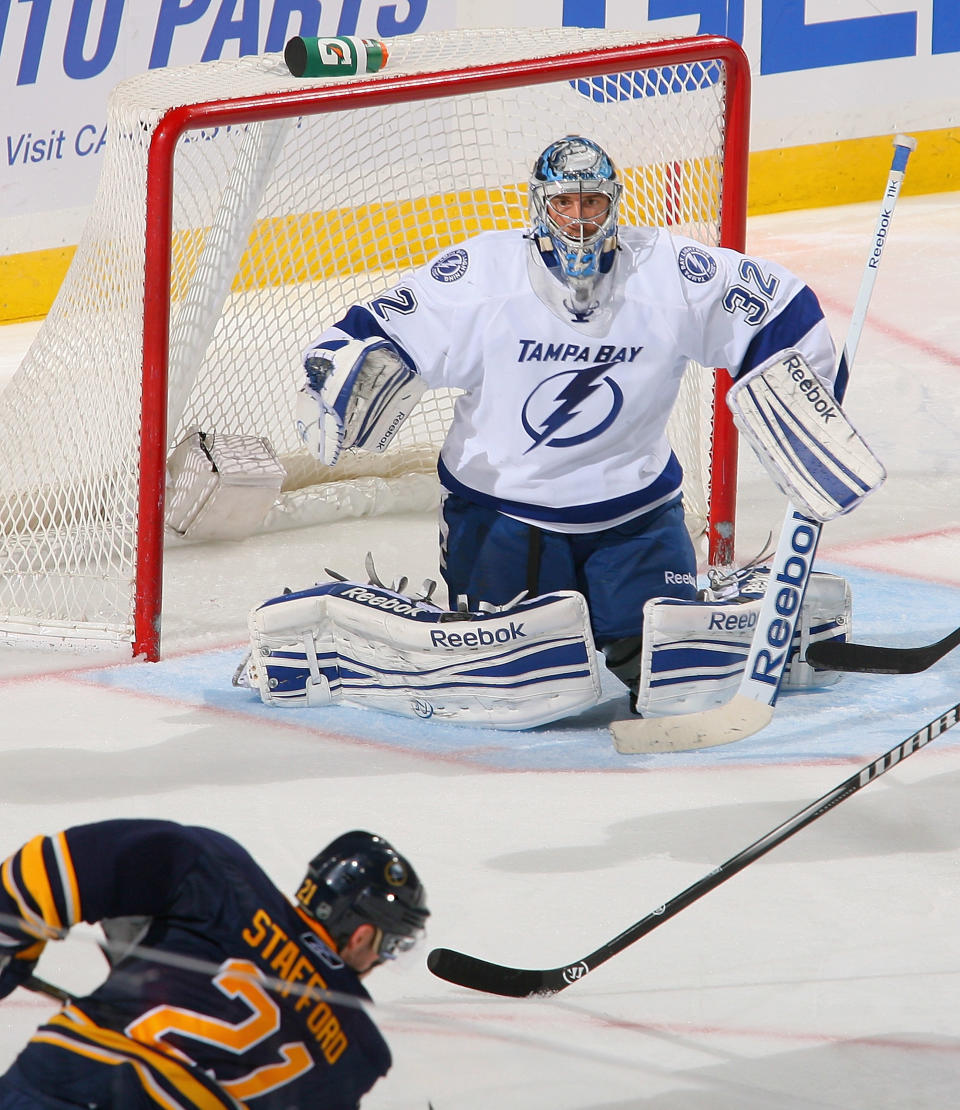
[296,337,427,465]
[727,349,885,521]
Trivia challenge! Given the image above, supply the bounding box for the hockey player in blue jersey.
[0,820,428,1108]
[293,135,876,715]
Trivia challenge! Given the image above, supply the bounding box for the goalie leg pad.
[296,337,427,465]
[241,583,602,729]
[782,570,852,688]
[633,594,763,717]
[240,591,341,708]
[633,570,852,716]
[727,350,885,521]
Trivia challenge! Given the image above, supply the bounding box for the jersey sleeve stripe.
[51,831,82,926]
[333,305,418,372]
[2,846,52,936]
[0,834,76,938]
[736,286,827,380]
[38,1008,240,1109]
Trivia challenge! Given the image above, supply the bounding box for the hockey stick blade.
[611,694,774,754]
[429,700,960,998]
[806,624,960,675]
[427,949,563,999]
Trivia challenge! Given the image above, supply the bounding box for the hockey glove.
[728,349,885,521]
[0,943,44,1000]
[296,337,426,466]
[296,349,347,465]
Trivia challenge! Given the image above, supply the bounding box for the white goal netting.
[0,28,747,654]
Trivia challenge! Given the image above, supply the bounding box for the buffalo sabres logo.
[562,962,589,984]
[521,362,623,452]
[384,860,408,887]
[430,249,469,283]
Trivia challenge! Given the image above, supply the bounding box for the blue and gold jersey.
[0,819,391,1108]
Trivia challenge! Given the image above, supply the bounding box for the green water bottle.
[284,35,389,79]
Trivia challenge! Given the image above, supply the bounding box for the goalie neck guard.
[528,135,621,320]
[297,830,429,959]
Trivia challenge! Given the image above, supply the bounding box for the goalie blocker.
[727,349,885,521]
[236,581,602,730]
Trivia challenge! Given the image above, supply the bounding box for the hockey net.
[0,28,749,657]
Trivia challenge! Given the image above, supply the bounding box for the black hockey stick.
[26,975,72,1003]
[428,700,960,998]
[806,624,960,674]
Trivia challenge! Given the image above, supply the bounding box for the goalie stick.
[611,133,918,754]
[428,698,960,998]
[805,623,960,675]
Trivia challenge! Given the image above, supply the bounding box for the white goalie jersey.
[305,227,841,532]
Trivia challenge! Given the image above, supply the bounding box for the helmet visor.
[376,925,425,960]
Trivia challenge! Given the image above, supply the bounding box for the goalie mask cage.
[0,28,749,660]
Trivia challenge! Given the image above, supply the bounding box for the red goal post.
[0,29,750,660]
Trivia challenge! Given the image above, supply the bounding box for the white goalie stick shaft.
[612,133,918,753]
[429,699,960,998]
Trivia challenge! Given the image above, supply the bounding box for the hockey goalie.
[286,134,879,723]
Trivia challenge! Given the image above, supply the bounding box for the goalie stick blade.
[805,625,960,675]
[427,947,566,998]
[610,694,774,753]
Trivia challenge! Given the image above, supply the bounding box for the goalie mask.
[529,135,622,320]
[297,830,429,960]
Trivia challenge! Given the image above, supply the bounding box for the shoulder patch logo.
[430,248,469,282]
[678,245,717,284]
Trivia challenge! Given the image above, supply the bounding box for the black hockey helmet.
[297,830,429,958]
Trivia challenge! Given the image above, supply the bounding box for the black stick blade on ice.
[806,624,960,674]
[428,701,960,999]
[427,949,584,999]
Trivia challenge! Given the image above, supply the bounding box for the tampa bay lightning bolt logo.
[677,244,717,283]
[430,249,469,282]
[521,363,623,452]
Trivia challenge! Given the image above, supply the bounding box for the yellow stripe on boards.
[3,126,957,324]
[0,246,76,323]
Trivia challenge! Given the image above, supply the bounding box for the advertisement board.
[0,1,956,316]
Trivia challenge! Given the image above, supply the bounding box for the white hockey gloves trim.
[236,582,602,730]
[633,569,851,717]
[296,337,427,465]
[727,350,885,521]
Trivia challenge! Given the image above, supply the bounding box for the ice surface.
[1,194,959,1108]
